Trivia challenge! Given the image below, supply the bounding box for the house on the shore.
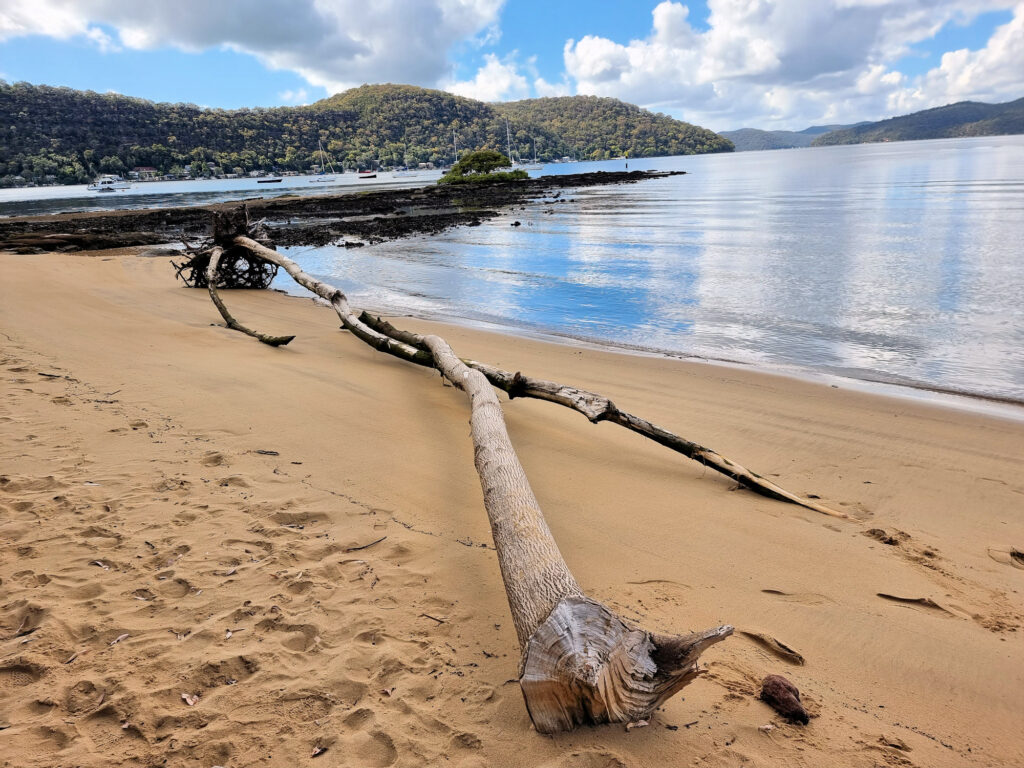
[130,166,159,180]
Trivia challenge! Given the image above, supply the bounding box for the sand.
[1,247,1023,768]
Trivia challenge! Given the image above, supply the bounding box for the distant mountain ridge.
[0,81,732,187]
[721,123,866,151]
[812,97,1024,145]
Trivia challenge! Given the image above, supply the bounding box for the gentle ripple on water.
[275,135,1024,405]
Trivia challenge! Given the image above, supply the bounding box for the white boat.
[520,138,543,171]
[309,139,338,183]
[505,120,542,171]
[87,174,131,192]
[357,170,377,180]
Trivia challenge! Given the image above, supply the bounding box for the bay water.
[280,135,1024,406]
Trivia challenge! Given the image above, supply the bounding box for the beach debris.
[758,723,776,733]
[180,205,738,734]
[419,613,446,624]
[311,745,328,757]
[760,674,809,724]
[201,245,295,347]
[343,535,387,552]
[739,630,805,665]
[181,692,200,706]
[110,633,130,646]
[879,735,911,751]
[626,719,649,731]
[90,560,109,570]
[225,628,244,639]
[255,449,279,455]
[877,593,955,615]
[382,687,395,697]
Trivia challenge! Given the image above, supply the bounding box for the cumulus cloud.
[563,0,1023,129]
[446,52,529,101]
[0,0,505,95]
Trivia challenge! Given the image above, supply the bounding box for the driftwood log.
[358,313,845,519]
[204,246,295,347]
[182,210,737,732]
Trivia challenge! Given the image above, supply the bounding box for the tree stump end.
[519,596,732,733]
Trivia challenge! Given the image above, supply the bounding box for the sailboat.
[393,138,420,177]
[309,139,338,183]
[505,119,542,171]
[521,138,543,171]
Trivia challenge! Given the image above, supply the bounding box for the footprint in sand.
[200,451,229,467]
[341,730,398,768]
[0,661,45,690]
[987,547,1024,570]
[81,706,146,752]
[64,680,104,715]
[157,578,194,598]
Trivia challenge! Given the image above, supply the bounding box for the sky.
[0,0,1021,131]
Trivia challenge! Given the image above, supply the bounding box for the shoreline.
[276,285,1024,424]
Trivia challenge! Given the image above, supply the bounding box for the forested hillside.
[0,81,732,186]
[812,97,1024,145]
[497,96,731,159]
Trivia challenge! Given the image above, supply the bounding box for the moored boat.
[87,175,131,192]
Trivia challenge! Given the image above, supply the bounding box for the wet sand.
[1,248,1023,767]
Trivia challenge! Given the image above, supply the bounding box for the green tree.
[439,150,527,185]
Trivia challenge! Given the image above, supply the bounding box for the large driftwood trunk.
[220,232,733,732]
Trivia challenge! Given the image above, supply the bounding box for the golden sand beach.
[2,248,1023,767]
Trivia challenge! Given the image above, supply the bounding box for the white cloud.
[446,53,529,101]
[0,0,506,95]
[278,87,310,105]
[563,0,1023,129]
[534,76,571,97]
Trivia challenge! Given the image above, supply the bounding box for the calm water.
[276,136,1024,404]
[0,170,450,217]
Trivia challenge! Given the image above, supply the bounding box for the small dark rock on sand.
[760,673,810,724]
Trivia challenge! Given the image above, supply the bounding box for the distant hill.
[812,97,1024,146]
[498,96,732,159]
[721,123,865,151]
[0,81,732,186]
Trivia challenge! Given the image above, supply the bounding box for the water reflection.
[276,135,1024,402]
